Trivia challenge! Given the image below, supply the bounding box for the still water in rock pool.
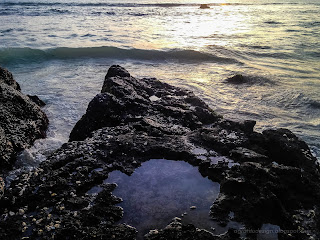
[104,159,223,238]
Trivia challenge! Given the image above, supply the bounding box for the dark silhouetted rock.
[1,66,319,240]
[105,64,131,79]
[0,67,21,91]
[243,120,256,132]
[200,4,210,9]
[70,65,221,141]
[0,67,49,172]
[262,128,316,170]
[27,95,46,107]
[225,74,247,84]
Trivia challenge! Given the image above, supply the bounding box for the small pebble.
[172,217,181,222]
[190,206,197,210]
[19,209,25,215]
[149,230,158,234]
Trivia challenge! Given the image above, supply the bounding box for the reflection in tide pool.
[105,159,220,238]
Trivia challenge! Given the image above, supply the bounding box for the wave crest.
[0,46,239,65]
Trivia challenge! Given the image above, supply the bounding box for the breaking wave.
[0,46,240,65]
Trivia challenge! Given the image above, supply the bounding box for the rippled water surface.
[0,0,319,164]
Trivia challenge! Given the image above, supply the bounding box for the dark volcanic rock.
[70,64,220,141]
[1,65,320,240]
[199,4,210,9]
[144,217,241,240]
[225,74,247,84]
[27,94,46,107]
[0,67,21,91]
[0,67,49,172]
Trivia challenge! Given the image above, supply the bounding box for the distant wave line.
[1,1,308,8]
[0,46,240,65]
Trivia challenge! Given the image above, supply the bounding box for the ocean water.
[0,0,319,168]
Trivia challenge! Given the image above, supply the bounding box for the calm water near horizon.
[0,0,319,167]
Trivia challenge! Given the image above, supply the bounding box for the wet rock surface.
[225,74,247,84]
[27,95,46,107]
[0,65,319,239]
[144,217,241,240]
[0,67,49,172]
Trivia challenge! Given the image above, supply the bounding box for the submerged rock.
[1,65,319,239]
[199,4,210,9]
[0,67,49,172]
[225,74,247,84]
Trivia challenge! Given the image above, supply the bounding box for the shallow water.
[105,159,222,238]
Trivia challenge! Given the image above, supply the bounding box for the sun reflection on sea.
[126,2,250,52]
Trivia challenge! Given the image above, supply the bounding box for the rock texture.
[0,67,49,172]
[224,74,247,84]
[0,177,4,200]
[0,65,319,240]
[69,65,219,141]
[145,217,240,240]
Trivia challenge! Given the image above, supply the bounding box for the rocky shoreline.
[0,65,319,239]
[0,67,49,173]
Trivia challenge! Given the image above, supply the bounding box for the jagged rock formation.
[0,65,319,240]
[0,67,48,172]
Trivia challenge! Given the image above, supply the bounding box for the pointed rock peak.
[0,66,21,91]
[105,65,131,79]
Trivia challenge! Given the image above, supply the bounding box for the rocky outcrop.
[224,74,247,84]
[27,95,46,107]
[0,67,49,172]
[0,67,21,91]
[199,4,210,9]
[0,65,319,240]
[69,65,220,141]
[144,217,240,240]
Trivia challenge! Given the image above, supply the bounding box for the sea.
[0,0,319,171]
